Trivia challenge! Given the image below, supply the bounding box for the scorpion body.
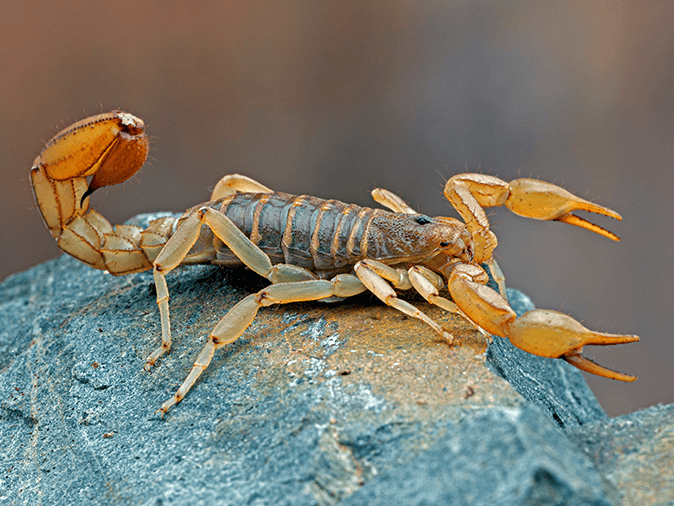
[30,111,639,416]
[206,192,470,275]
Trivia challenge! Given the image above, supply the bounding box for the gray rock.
[343,404,614,506]
[0,213,637,504]
[568,403,674,505]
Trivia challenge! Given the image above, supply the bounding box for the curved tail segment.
[30,111,173,275]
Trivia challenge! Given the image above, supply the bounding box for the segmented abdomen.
[214,192,385,273]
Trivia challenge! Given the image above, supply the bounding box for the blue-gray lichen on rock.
[0,213,667,505]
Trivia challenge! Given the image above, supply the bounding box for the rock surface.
[568,403,674,505]
[0,213,667,505]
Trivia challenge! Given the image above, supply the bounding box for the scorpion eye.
[440,241,450,247]
[415,215,432,225]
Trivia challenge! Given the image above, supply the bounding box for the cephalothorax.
[31,111,639,416]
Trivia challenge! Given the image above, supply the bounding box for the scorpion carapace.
[30,111,639,416]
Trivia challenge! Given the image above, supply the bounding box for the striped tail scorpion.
[30,110,639,416]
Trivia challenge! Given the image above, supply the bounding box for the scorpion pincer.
[30,110,639,416]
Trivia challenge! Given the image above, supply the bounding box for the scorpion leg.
[157,274,366,416]
[210,174,273,200]
[371,188,417,214]
[148,205,353,368]
[447,262,639,381]
[484,258,507,297]
[408,265,489,338]
[147,205,285,368]
[354,259,455,344]
[145,204,368,413]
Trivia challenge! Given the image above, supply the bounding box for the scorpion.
[30,110,639,416]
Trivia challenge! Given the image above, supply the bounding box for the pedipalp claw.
[555,213,621,241]
[506,309,639,381]
[505,179,622,241]
[563,351,637,382]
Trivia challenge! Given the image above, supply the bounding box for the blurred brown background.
[1,1,672,416]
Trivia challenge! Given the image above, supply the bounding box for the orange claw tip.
[563,352,637,382]
[555,213,621,242]
[583,332,639,347]
[505,179,623,240]
[562,195,622,222]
